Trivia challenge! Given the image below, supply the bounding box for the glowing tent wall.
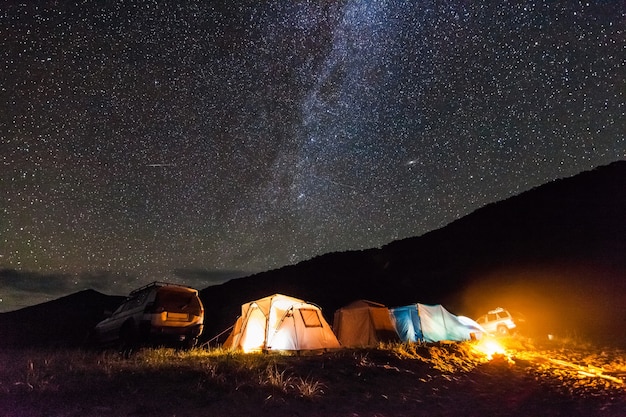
[223,294,340,352]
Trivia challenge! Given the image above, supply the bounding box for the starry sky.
[1,0,624,311]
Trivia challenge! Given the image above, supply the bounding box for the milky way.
[1,1,624,310]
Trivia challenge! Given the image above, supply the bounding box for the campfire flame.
[472,337,510,361]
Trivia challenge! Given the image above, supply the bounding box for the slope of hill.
[200,161,626,345]
[0,290,124,348]
[0,161,624,348]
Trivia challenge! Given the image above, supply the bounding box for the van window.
[156,290,201,313]
[121,296,142,312]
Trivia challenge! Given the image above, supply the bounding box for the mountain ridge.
[198,160,626,343]
[0,289,125,348]
[1,160,624,348]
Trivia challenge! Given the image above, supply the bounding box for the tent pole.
[263,297,273,351]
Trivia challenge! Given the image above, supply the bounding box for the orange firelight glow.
[473,337,509,361]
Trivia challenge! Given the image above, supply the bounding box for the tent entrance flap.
[390,305,423,342]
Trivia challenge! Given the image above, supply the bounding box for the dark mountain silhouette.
[0,289,124,348]
[199,160,626,345]
[1,161,624,348]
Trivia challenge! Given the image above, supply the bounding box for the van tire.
[120,321,137,357]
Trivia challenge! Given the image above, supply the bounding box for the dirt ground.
[1,337,625,417]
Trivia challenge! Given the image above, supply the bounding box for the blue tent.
[390,304,483,343]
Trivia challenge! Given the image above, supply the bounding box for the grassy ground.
[1,337,625,417]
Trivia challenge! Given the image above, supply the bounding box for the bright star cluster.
[1,1,624,310]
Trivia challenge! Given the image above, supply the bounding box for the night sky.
[1,1,624,311]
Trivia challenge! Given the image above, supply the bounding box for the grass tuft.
[261,362,295,392]
[294,375,326,399]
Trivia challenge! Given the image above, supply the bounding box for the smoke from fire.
[455,261,626,346]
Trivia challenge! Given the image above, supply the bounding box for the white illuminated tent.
[223,294,340,352]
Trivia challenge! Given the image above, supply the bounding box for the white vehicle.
[94,282,204,349]
[475,308,519,336]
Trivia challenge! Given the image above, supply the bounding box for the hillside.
[200,161,626,345]
[0,290,124,348]
[0,161,624,349]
